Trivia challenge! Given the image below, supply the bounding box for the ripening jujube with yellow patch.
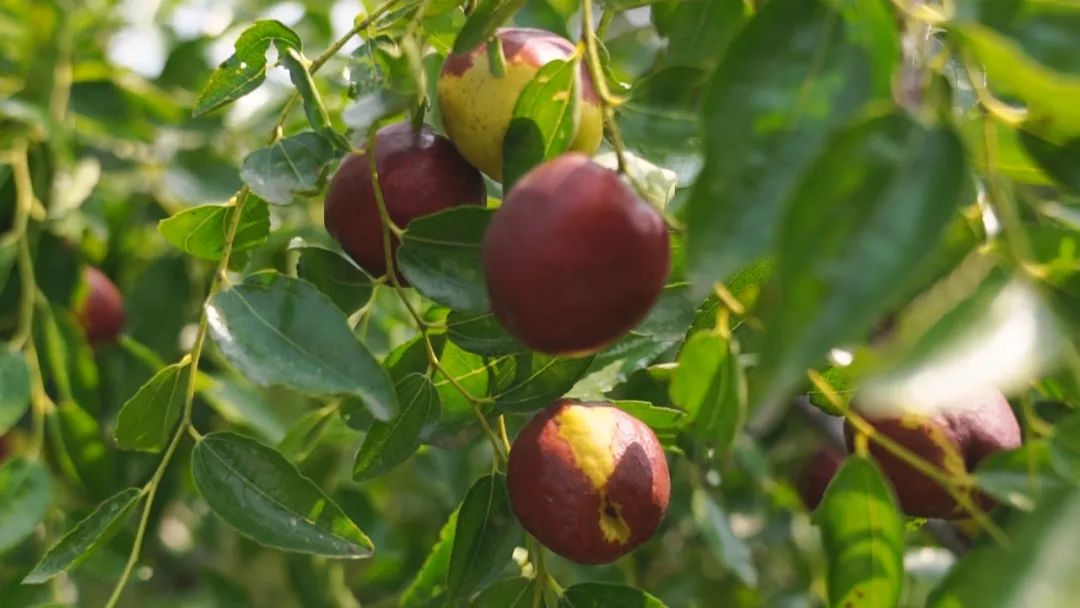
[507,399,671,565]
[437,27,603,181]
[844,389,1022,519]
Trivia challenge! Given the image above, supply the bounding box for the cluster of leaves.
[1,0,1080,607]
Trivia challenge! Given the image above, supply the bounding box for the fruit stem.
[486,37,507,78]
[497,415,512,454]
[596,7,615,40]
[4,144,54,461]
[580,0,630,175]
[365,121,508,465]
[807,370,1010,545]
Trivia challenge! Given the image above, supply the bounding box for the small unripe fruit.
[324,121,486,280]
[796,447,844,510]
[507,399,670,564]
[438,27,603,180]
[844,389,1021,519]
[482,154,669,356]
[77,266,125,346]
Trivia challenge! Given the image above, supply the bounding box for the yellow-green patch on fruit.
[507,400,670,564]
[438,28,602,181]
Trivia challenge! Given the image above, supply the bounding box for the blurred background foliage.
[0,0,1079,606]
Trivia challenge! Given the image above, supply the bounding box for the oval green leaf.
[192,432,374,558]
[114,360,190,452]
[294,246,375,315]
[193,20,301,116]
[23,487,142,584]
[493,353,593,413]
[686,0,881,289]
[446,311,524,356]
[353,374,441,481]
[472,577,535,608]
[452,0,526,53]
[559,583,667,608]
[0,347,31,434]
[0,458,53,553]
[670,332,745,455]
[397,207,494,313]
[813,456,903,608]
[502,58,578,189]
[240,132,340,205]
[447,474,520,602]
[206,272,396,420]
[159,197,270,261]
[401,508,459,608]
[756,113,967,408]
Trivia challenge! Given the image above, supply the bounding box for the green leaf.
[22,487,141,584]
[686,0,879,289]
[207,272,396,420]
[192,432,374,558]
[446,311,524,356]
[242,132,339,206]
[54,402,116,501]
[670,332,745,455]
[277,49,346,146]
[277,405,338,463]
[34,305,99,416]
[452,0,525,53]
[613,400,685,445]
[652,0,749,69]
[201,375,288,444]
[294,246,375,315]
[0,458,52,554]
[401,508,459,608]
[158,197,270,261]
[814,457,903,608]
[472,577,535,607]
[975,441,1066,512]
[559,583,666,608]
[502,58,578,188]
[431,341,496,440]
[114,361,190,452]
[193,20,301,116]
[1049,411,1080,484]
[953,23,1080,138]
[930,485,1080,607]
[493,353,593,413]
[691,490,757,587]
[353,374,441,481]
[0,347,31,434]
[447,474,520,602]
[1019,131,1080,192]
[398,207,494,313]
[756,113,967,407]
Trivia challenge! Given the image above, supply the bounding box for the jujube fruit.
[324,121,486,280]
[438,27,603,180]
[482,153,670,356]
[77,266,125,346]
[844,389,1021,519]
[507,399,670,564]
